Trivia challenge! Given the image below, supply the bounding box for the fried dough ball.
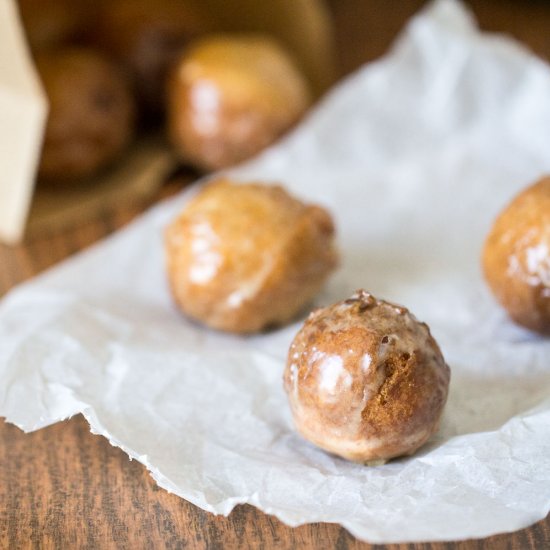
[94,0,207,116]
[284,290,450,464]
[167,35,312,171]
[165,179,338,333]
[36,48,135,183]
[482,177,550,334]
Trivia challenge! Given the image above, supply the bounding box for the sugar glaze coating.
[284,290,450,464]
[165,179,338,333]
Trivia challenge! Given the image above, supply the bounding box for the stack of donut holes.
[19,0,312,183]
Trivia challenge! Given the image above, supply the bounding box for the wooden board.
[26,138,176,239]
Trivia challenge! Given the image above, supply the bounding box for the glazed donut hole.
[482,176,550,335]
[167,34,312,171]
[284,290,451,464]
[36,47,136,184]
[165,179,338,334]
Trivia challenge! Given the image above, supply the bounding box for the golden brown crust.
[36,47,135,183]
[284,290,450,463]
[167,35,312,171]
[482,177,550,335]
[93,0,207,115]
[165,179,338,333]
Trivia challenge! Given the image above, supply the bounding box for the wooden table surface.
[1,1,550,548]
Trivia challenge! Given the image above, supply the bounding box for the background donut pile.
[18,0,313,184]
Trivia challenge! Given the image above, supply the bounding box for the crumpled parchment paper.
[1,0,549,543]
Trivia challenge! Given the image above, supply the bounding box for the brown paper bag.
[0,0,334,244]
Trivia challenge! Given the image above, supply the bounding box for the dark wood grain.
[1,1,550,548]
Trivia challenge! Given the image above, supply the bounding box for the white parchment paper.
[1,0,549,543]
